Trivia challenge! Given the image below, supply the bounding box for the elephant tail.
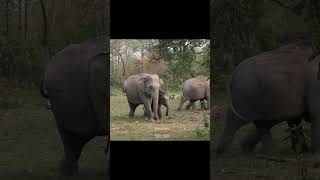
[40,73,49,98]
[226,77,250,122]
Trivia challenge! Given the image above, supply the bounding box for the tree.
[158,39,209,81]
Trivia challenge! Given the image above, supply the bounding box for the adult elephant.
[178,76,210,110]
[123,73,161,120]
[41,36,109,178]
[215,41,316,155]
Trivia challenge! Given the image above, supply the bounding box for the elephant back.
[182,77,207,100]
[230,41,311,121]
[45,37,107,135]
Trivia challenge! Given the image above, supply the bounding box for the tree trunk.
[50,0,56,38]
[5,0,9,36]
[39,0,50,69]
[121,56,126,77]
[24,0,28,40]
[18,0,22,38]
[111,59,113,74]
[117,56,120,74]
[307,0,320,57]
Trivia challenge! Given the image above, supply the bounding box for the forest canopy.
[0,0,109,85]
[211,0,320,94]
[212,0,320,72]
[110,39,210,91]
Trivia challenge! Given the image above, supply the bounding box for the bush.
[110,73,123,88]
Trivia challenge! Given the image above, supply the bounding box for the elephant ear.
[159,88,167,95]
[160,79,164,87]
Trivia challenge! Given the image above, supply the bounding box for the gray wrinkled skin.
[215,41,318,155]
[123,73,161,120]
[178,76,210,110]
[42,36,109,178]
[154,89,169,119]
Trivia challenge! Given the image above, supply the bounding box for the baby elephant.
[146,89,169,119]
[156,89,169,118]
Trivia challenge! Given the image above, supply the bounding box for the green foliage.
[158,39,209,83]
[213,0,275,70]
[110,73,123,88]
[0,0,108,86]
[110,39,209,92]
[212,0,318,73]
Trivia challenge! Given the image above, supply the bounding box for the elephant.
[150,89,169,119]
[178,76,210,111]
[123,73,161,120]
[215,41,316,155]
[40,36,109,178]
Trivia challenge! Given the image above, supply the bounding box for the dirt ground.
[110,89,210,141]
[0,83,107,180]
[211,92,320,180]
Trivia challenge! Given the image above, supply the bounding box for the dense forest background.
[110,39,210,92]
[211,0,320,92]
[0,0,109,86]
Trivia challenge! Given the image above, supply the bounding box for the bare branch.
[269,0,295,10]
[269,0,305,15]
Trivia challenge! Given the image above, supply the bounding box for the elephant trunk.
[152,89,159,120]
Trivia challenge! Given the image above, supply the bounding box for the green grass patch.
[110,89,210,141]
[0,86,107,180]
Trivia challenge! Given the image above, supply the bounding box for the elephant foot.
[145,116,151,121]
[240,134,259,153]
[58,158,79,179]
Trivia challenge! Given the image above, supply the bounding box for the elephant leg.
[240,127,260,153]
[215,107,249,154]
[178,95,188,111]
[165,104,169,116]
[128,102,138,118]
[186,100,196,110]
[142,99,152,120]
[254,120,279,155]
[191,101,197,110]
[258,129,273,155]
[158,105,162,119]
[58,129,94,177]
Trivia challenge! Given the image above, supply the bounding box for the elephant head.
[138,74,160,120]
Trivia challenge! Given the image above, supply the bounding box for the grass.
[0,83,107,180]
[211,89,320,180]
[110,89,210,141]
